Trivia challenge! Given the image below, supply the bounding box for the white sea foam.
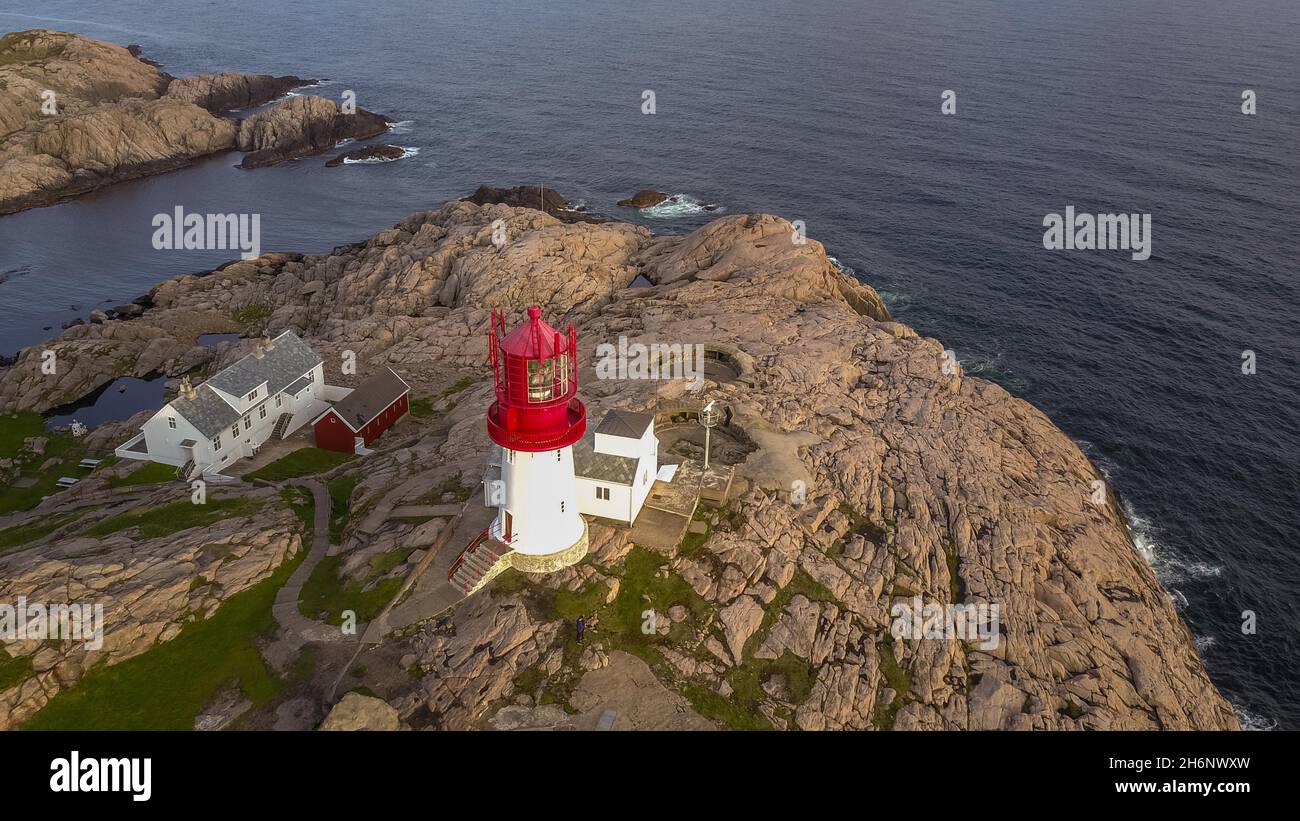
[1235,705,1277,731]
[639,194,722,218]
[388,120,415,134]
[1122,500,1225,584]
[342,147,420,164]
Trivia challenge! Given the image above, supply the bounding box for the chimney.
[262,334,275,352]
[252,339,265,359]
[178,375,197,400]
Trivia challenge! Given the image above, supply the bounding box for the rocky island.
[0,192,1238,731]
[0,30,391,214]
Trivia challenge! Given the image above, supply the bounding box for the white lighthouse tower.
[484,306,589,572]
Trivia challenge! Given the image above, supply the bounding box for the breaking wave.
[342,147,420,164]
[638,194,722,218]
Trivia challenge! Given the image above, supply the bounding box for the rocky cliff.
[0,197,1238,730]
[0,30,384,214]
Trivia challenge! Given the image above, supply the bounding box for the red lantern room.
[486,306,586,451]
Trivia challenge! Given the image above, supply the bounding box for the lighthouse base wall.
[510,520,588,574]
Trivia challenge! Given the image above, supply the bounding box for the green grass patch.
[0,647,34,692]
[408,396,436,419]
[599,547,711,666]
[0,412,93,514]
[441,376,476,397]
[546,581,610,621]
[298,550,406,626]
[490,568,530,597]
[942,538,964,602]
[86,496,265,539]
[0,511,81,552]
[725,651,816,717]
[280,486,314,535]
[872,641,912,730]
[107,461,177,487]
[513,665,544,696]
[327,475,360,543]
[244,448,354,482]
[431,474,472,504]
[232,304,272,328]
[23,546,307,729]
[684,684,772,731]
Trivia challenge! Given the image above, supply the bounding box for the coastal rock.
[237,95,389,169]
[325,144,407,167]
[319,693,402,731]
[617,189,668,208]
[0,191,1240,731]
[0,30,323,214]
[0,487,302,728]
[462,184,605,224]
[165,71,311,112]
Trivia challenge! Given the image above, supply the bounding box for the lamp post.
[700,399,719,471]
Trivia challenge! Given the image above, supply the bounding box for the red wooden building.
[313,368,411,453]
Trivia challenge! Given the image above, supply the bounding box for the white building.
[115,331,338,478]
[573,410,659,523]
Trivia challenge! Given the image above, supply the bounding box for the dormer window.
[246,388,258,401]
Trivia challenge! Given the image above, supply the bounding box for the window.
[643,470,649,484]
[560,501,565,513]
[231,424,240,438]
[212,434,222,451]
[167,417,177,429]
[557,353,569,395]
[275,394,282,408]
[246,388,258,401]
[526,358,554,402]
[506,449,514,464]
[258,405,267,420]
[556,450,561,461]
[596,486,610,501]
[243,415,251,431]
[307,369,315,383]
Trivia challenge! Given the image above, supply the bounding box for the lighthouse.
[485,306,589,572]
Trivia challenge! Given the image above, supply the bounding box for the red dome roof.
[498,306,570,359]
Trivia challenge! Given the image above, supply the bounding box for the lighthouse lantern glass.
[527,359,554,402]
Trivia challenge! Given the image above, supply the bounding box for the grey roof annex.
[572,432,637,485]
[595,409,654,439]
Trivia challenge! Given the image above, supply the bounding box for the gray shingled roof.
[206,331,321,398]
[168,331,320,438]
[595,409,654,439]
[326,368,410,432]
[283,374,312,396]
[573,432,637,485]
[168,384,243,438]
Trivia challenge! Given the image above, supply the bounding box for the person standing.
[576,615,586,643]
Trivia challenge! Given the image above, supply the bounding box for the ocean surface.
[0,0,1296,728]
